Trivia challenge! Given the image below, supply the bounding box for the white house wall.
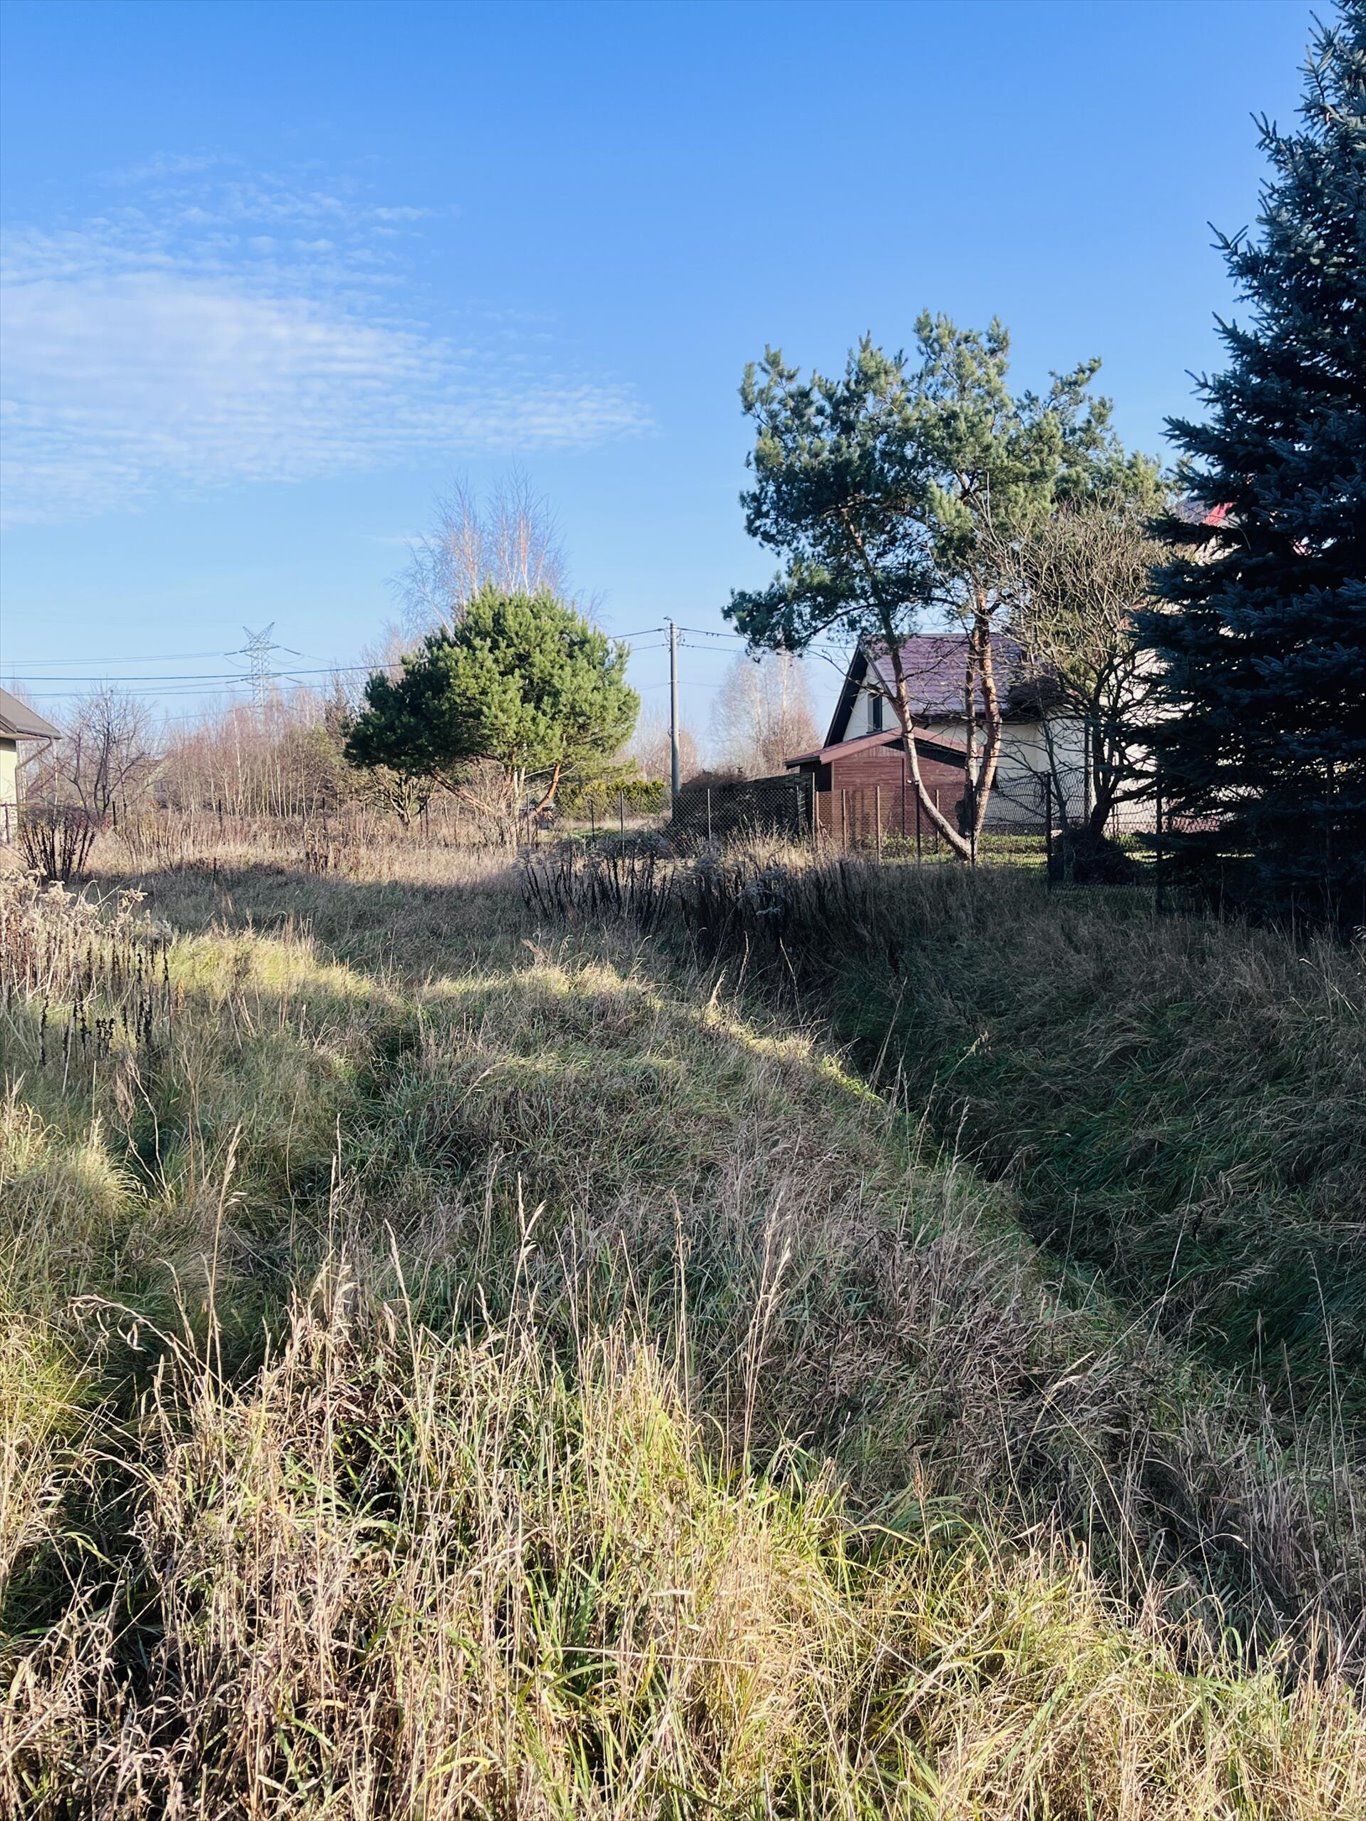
[855,681,1155,834]
[856,684,1084,827]
[844,686,884,739]
[0,740,17,844]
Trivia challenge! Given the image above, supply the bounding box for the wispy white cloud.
[100,150,237,188]
[1,168,650,526]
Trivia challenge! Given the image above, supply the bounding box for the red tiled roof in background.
[1174,496,1234,529]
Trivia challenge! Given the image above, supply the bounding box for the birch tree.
[400,469,569,634]
[710,651,819,777]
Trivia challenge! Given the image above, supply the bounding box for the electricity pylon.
[241,624,278,709]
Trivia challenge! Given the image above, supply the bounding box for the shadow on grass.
[11,849,1357,1672]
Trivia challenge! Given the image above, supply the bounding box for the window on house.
[868,691,884,732]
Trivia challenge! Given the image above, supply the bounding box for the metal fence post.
[706,787,712,844]
[840,789,848,851]
[915,783,922,864]
[1154,768,1164,917]
[875,785,883,863]
[811,774,818,849]
[1043,774,1053,889]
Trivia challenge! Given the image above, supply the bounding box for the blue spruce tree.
[1146,1,1366,928]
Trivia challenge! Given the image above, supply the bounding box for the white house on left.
[0,688,60,843]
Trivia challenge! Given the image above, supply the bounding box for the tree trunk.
[969,603,1005,841]
[531,760,563,817]
[891,660,972,861]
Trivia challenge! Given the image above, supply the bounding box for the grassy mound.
[537,849,1366,1412]
[2,855,1363,1813]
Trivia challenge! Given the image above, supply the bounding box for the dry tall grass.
[528,844,1366,1408]
[2,841,1363,1815]
[8,1274,1361,1819]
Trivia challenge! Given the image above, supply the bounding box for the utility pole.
[667,619,681,806]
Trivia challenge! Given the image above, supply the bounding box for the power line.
[7,628,710,712]
[13,670,253,684]
[19,684,255,701]
[1,649,242,669]
[8,661,399,684]
[4,630,686,680]
[11,650,827,695]
[675,626,851,659]
[7,634,665,673]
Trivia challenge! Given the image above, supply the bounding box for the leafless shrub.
[17,803,98,884]
[40,686,160,831]
[994,494,1168,845]
[157,691,352,822]
[0,869,173,1062]
[522,840,674,930]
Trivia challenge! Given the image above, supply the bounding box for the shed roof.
[785,728,967,769]
[0,688,60,741]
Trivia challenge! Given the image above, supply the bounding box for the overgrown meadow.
[2,828,1364,1818]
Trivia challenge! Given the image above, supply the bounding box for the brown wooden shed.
[784,729,967,847]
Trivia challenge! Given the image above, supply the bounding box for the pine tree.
[345,587,637,837]
[1145,2,1366,927]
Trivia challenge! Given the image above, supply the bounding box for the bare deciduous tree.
[60,687,159,829]
[999,495,1168,843]
[345,624,409,709]
[710,651,819,779]
[159,693,353,822]
[398,469,569,634]
[627,709,699,785]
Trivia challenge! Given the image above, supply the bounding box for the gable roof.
[825,633,1026,745]
[0,688,60,741]
[785,728,967,769]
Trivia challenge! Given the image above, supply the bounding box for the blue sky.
[0,0,1314,740]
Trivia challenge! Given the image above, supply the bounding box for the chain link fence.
[526,766,1358,928]
[537,766,1164,884]
[655,765,1161,890]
